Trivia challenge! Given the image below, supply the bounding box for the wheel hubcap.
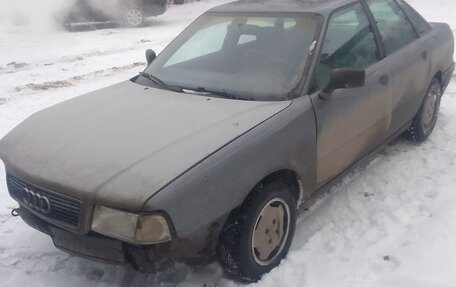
[126,8,143,26]
[422,87,440,132]
[252,198,290,266]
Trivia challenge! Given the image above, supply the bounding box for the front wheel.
[217,181,297,282]
[403,78,442,142]
[124,8,145,27]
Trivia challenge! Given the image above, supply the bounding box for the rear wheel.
[124,8,145,27]
[403,78,442,142]
[217,181,297,282]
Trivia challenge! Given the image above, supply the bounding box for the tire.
[403,78,442,142]
[217,181,297,282]
[123,8,145,27]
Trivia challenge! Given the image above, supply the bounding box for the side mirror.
[145,49,156,65]
[318,68,366,100]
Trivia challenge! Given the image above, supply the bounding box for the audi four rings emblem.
[23,187,52,214]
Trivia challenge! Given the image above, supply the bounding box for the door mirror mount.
[319,68,366,100]
[145,49,157,65]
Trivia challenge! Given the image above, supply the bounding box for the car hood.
[0,81,290,211]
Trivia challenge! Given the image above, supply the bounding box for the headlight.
[91,205,172,245]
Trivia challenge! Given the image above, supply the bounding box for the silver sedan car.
[0,0,454,282]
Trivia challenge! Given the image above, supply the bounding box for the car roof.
[208,0,358,16]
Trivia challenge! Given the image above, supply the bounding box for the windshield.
[136,13,320,101]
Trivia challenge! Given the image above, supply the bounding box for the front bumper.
[15,206,212,270]
[53,227,126,264]
[5,171,217,268]
[16,207,174,270]
[18,206,126,264]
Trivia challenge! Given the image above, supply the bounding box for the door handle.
[422,51,428,60]
[380,75,389,86]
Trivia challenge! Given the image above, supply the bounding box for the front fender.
[143,95,317,242]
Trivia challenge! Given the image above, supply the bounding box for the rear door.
[366,0,431,134]
[310,2,393,187]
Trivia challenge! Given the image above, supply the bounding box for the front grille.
[7,174,81,228]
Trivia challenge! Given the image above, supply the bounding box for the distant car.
[58,0,168,27]
[0,0,454,282]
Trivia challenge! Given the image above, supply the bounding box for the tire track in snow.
[0,46,148,75]
[13,62,145,93]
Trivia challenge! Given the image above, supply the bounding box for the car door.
[366,0,431,135]
[309,2,393,187]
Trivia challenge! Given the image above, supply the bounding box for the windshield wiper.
[181,87,244,100]
[139,72,182,93]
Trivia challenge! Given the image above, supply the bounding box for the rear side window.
[396,0,431,35]
[366,0,417,54]
[315,3,378,88]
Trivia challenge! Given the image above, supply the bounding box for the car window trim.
[392,0,420,38]
[308,0,382,93]
[273,13,324,100]
[363,0,419,57]
[360,0,387,59]
[394,0,431,37]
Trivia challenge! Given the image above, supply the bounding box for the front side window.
[139,13,320,101]
[366,0,418,54]
[396,0,431,35]
[315,3,378,88]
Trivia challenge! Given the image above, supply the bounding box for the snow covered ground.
[0,1,455,286]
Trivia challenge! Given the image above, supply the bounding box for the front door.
[310,2,393,187]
